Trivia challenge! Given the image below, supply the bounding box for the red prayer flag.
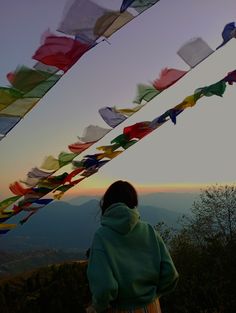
[32,32,91,72]
[153,68,187,91]
[68,141,95,153]
[123,122,152,140]
[9,181,33,196]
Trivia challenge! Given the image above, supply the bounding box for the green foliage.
[160,184,236,313]
[0,261,91,313]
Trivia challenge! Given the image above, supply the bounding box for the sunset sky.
[0,0,236,201]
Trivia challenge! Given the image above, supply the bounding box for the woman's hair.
[100,180,138,215]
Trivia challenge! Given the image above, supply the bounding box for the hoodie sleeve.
[87,233,118,313]
[155,231,179,297]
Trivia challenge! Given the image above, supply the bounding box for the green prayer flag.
[111,134,129,146]
[54,184,72,193]
[58,152,77,167]
[134,84,160,104]
[8,66,54,93]
[122,140,138,149]
[0,87,23,107]
[0,195,21,213]
[24,74,61,98]
[200,81,227,97]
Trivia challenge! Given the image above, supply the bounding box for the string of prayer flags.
[133,84,160,104]
[0,0,162,142]
[99,107,127,127]
[217,22,236,49]
[153,68,188,91]
[177,37,214,68]
[32,31,91,72]
[2,68,236,231]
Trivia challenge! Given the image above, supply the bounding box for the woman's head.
[100,180,138,215]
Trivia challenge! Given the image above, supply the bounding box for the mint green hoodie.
[87,203,179,312]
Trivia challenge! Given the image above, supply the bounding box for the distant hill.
[139,192,199,213]
[0,249,85,278]
[0,198,181,251]
[68,192,198,213]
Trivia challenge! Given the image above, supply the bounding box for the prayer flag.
[41,156,60,171]
[78,125,110,142]
[0,98,40,117]
[94,11,134,38]
[99,107,126,127]
[217,22,236,49]
[177,37,214,68]
[57,0,109,40]
[32,32,91,72]
[153,68,187,91]
[133,84,160,104]
[0,116,21,135]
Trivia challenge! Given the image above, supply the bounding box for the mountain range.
[0,192,198,252]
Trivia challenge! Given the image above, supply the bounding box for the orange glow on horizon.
[63,182,230,199]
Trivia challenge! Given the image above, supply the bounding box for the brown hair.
[100,180,138,215]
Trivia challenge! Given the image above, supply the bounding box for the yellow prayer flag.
[0,98,40,117]
[174,95,197,111]
[97,150,123,160]
[53,192,65,200]
[97,145,116,153]
[114,104,144,116]
[41,156,60,171]
[0,223,17,230]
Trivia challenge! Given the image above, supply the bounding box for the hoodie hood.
[101,202,140,235]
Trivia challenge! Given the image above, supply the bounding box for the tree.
[183,184,236,244]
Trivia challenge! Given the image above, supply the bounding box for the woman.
[87,181,178,313]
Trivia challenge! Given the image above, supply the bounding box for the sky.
[0,0,236,201]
